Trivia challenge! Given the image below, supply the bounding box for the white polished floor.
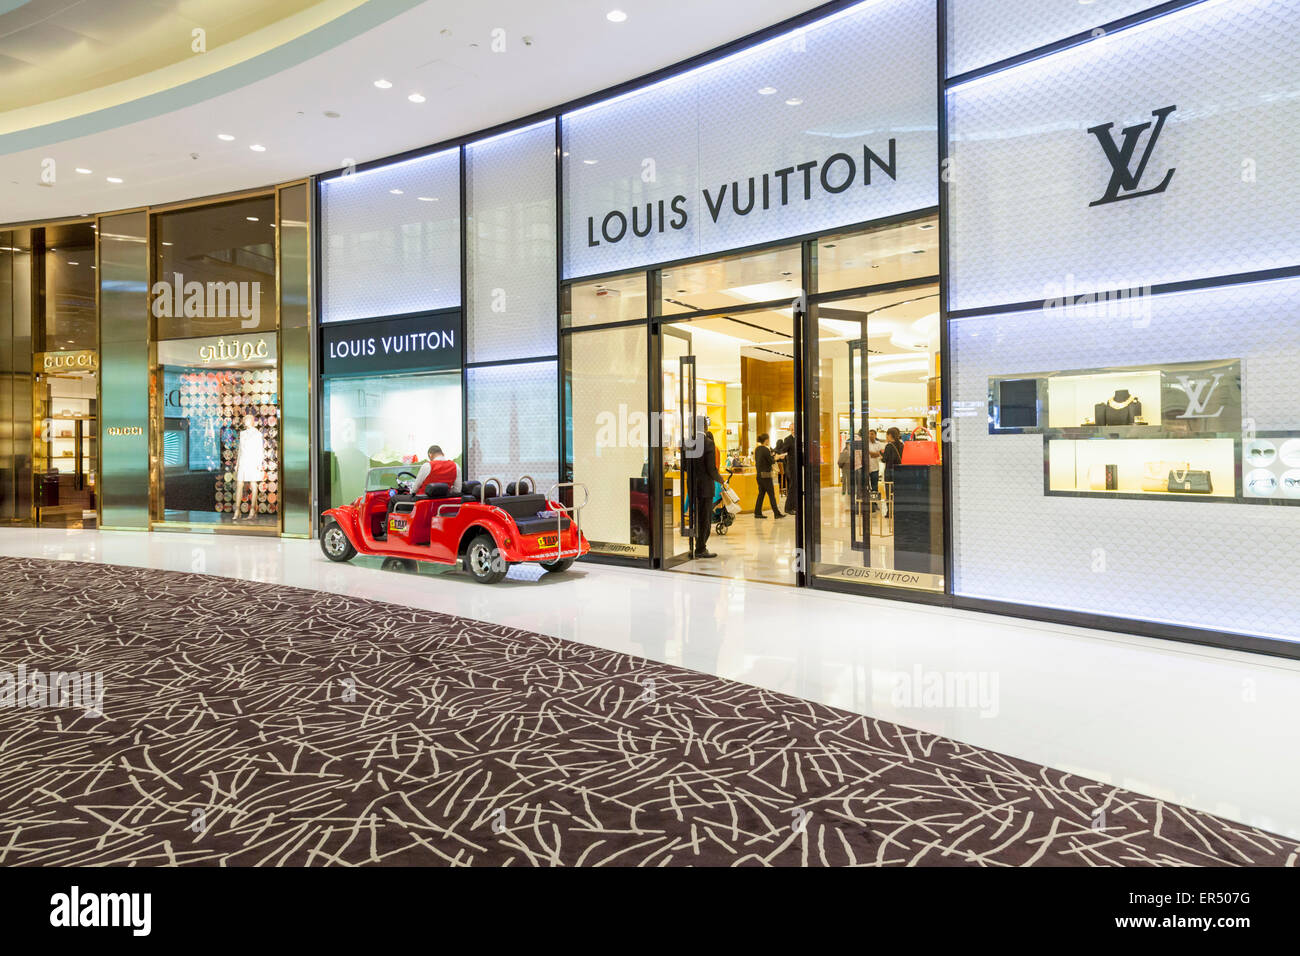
[4,525,1299,841]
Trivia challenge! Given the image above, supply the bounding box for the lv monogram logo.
[1087,105,1177,207]
[1175,372,1225,419]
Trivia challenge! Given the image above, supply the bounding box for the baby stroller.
[712,469,741,536]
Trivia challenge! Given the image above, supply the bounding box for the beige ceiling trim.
[0,0,366,136]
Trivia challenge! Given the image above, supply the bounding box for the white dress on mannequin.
[235,425,264,483]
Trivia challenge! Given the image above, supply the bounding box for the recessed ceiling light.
[106,176,123,183]
[162,241,173,246]
[785,97,803,106]
[74,167,92,174]
[918,222,935,230]
[67,261,79,266]
[823,243,836,248]
[912,249,926,254]
[583,159,598,165]
[390,189,404,195]
[323,111,341,119]
[408,93,426,103]
[758,87,777,95]
[249,144,266,152]
[417,196,437,201]
[246,216,259,222]
[217,134,235,141]
[606,10,627,22]
[374,79,392,89]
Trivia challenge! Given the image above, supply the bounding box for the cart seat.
[515,515,571,535]
[487,494,572,534]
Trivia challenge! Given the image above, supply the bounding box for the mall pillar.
[98,211,150,529]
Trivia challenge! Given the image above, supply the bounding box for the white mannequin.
[233,412,264,521]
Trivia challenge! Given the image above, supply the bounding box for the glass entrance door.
[660,328,694,568]
[654,309,799,584]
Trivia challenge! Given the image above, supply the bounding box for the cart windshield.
[364,465,414,492]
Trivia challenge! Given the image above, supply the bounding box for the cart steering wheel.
[396,470,417,481]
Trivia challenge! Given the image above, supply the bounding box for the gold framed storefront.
[135,184,312,537]
[0,182,317,536]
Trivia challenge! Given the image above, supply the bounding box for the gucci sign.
[39,350,98,371]
[106,426,143,437]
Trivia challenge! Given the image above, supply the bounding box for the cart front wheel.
[320,521,357,562]
[540,557,575,574]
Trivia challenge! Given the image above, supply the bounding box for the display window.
[154,333,280,531]
[319,310,464,512]
[322,372,463,511]
[987,359,1243,501]
[562,324,650,559]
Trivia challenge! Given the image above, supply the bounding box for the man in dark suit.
[776,431,799,516]
[686,415,722,558]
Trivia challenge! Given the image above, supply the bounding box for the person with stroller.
[752,433,784,519]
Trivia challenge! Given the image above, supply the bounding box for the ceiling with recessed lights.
[0,0,821,225]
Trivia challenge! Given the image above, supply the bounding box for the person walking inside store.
[232,409,264,522]
[867,428,884,512]
[752,433,784,519]
[686,414,723,559]
[880,427,905,517]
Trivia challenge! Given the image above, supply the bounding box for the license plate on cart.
[537,533,559,548]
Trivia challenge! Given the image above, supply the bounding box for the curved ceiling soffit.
[0,0,424,155]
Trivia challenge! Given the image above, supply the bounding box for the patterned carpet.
[0,556,1295,867]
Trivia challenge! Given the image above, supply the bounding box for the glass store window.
[320,311,463,511]
[323,373,462,510]
[155,332,280,531]
[154,196,276,338]
[151,195,281,533]
[562,272,646,329]
[807,214,944,592]
[659,245,801,315]
[562,324,650,558]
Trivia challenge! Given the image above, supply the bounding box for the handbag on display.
[901,440,940,465]
[1167,467,1213,494]
[1142,460,1188,492]
[1088,464,1118,491]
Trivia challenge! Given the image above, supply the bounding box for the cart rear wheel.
[320,521,357,562]
[540,557,575,574]
[465,532,508,584]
